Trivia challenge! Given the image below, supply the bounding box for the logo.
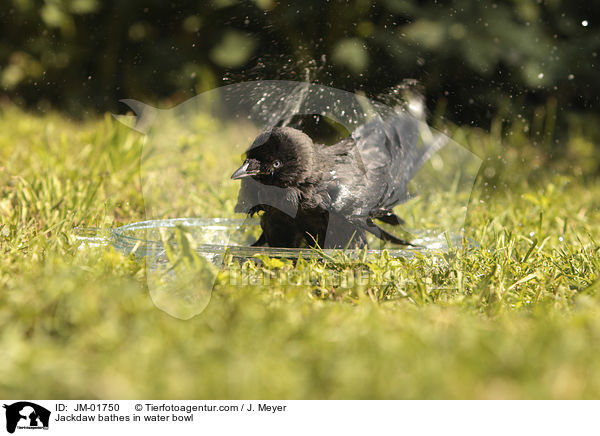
[3,402,50,434]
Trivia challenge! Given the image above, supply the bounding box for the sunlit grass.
[1,105,599,398]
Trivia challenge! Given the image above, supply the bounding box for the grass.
[1,103,600,399]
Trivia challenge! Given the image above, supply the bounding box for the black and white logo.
[3,402,50,434]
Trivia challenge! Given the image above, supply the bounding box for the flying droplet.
[537,73,544,79]
[582,20,589,27]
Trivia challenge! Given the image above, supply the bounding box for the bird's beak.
[231,159,260,179]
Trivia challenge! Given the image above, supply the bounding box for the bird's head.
[231,127,315,187]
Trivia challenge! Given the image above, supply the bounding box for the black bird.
[231,113,443,249]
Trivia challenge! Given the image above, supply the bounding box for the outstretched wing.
[344,111,446,214]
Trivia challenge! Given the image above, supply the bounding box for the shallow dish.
[76,217,463,263]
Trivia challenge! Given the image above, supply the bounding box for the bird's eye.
[272,160,282,168]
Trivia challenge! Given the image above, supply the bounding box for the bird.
[231,112,443,249]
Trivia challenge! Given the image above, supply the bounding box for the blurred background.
[3,0,600,400]
[1,0,598,139]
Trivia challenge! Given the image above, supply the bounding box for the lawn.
[1,104,599,399]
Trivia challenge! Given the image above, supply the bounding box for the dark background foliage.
[1,0,598,131]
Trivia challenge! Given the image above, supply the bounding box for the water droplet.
[537,73,544,79]
[529,232,535,237]
[582,20,589,27]
[568,74,574,80]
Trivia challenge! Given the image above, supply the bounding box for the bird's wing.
[320,119,411,219]
[350,112,446,211]
[322,111,447,235]
[352,113,417,208]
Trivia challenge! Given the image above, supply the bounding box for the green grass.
[1,104,600,399]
